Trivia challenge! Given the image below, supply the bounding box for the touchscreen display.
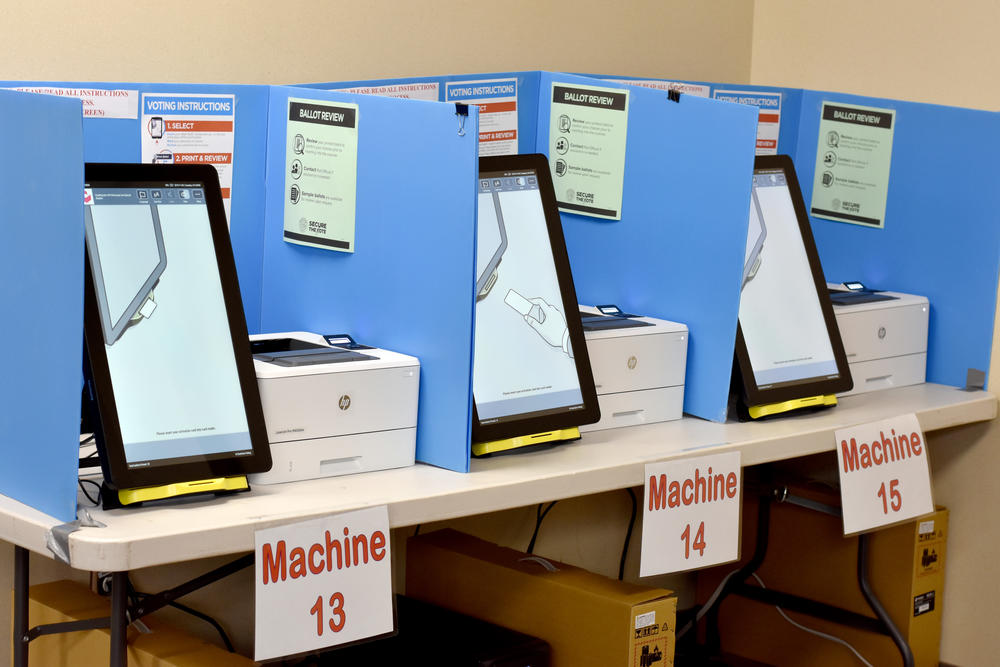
[84,182,254,469]
[739,169,841,390]
[473,169,586,425]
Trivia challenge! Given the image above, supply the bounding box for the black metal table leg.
[13,545,30,667]
[109,571,129,666]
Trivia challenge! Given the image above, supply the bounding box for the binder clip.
[455,103,469,136]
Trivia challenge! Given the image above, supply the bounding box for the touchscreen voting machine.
[733,156,852,419]
[82,164,271,507]
[472,154,599,455]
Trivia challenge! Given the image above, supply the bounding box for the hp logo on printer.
[878,327,887,339]
[627,355,638,370]
[338,395,351,411]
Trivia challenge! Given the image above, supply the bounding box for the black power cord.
[78,479,102,506]
[619,488,638,580]
[526,501,558,554]
[126,576,235,653]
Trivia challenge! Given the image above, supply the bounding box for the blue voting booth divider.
[598,75,1000,389]
[0,90,84,522]
[533,72,757,422]
[258,86,480,472]
[792,91,1000,388]
[308,71,758,422]
[0,82,270,333]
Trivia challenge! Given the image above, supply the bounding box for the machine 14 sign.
[835,413,934,535]
[254,505,393,661]
[640,451,741,576]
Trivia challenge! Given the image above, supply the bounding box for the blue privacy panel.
[0,82,269,332]
[794,91,1000,388]
[536,72,758,422]
[0,91,84,521]
[259,86,479,472]
[301,72,542,154]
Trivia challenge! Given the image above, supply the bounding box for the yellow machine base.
[472,427,581,457]
[117,476,249,506]
[748,394,837,420]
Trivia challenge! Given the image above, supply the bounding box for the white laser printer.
[248,331,419,484]
[578,305,688,432]
[827,284,929,396]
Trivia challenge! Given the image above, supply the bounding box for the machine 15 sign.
[835,413,934,535]
[254,505,393,661]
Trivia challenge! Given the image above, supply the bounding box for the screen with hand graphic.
[473,167,586,426]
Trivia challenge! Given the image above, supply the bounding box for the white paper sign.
[640,451,741,576]
[446,78,519,156]
[140,93,236,221]
[713,90,782,155]
[254,505,393,661]
[607,79,711,98]
[333,82,439,101]
[836,413,934,534]
[4,86,139,118]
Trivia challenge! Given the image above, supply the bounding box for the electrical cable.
[167,600,236,653]
[618,488,637,580]
[751,573,874,667]
[675,568,740,640]
[77,479,102,506]
[526,501,558,554]
[128,578,236,653]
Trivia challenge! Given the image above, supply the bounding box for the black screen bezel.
[83,163,271,490]
[471,154,600,443]
[734,154,853,406]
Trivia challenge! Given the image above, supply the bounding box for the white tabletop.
[0,383,993,572]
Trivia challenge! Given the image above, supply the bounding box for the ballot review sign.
[548,82,629,220]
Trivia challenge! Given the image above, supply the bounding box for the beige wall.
[751,0,1000,110]
[751,2,1000,664]
[1,0,753,85]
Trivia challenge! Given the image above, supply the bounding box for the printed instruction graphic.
[333,82,439,101]
[282,98,359,253]
[140,93,236,221]
[810,101,896,228]
[446,78,518,156]
[608,79,710,98]
[549,82,629,220]
[5,86,138,118]
[505,289,572,358]
[713,90,781,155]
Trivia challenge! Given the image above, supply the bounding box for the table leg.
[13,545,29,667]
[109,571,129,666]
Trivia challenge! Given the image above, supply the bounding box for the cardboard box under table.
[406,529,676,667]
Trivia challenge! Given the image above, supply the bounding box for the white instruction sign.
[640,451,741,575]
[608,79,710,98]
[140,93,236,220]
[446,78,518,156]
[836,413,934,535]
[713,90,782,155]
[333,82,439,101]
[4,86,138,119]
[254,505,393,661]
